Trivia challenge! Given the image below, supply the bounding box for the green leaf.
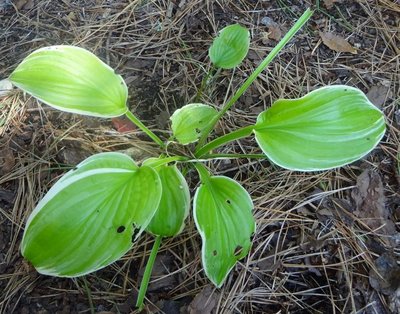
[171,103,218,145]
[209,24,250,69]
[143,159,190,237]
[59,152,135,182]
[9,46,128,118]
[21,152,161,277]
[194,173,255,287]
[254,85,386,171]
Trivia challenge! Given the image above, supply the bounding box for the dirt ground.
[0,0,399,313]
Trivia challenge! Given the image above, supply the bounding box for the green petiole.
[193,162,211,183]
[195,125,254,157]
[125,110,165,148]
[194,66,218,102]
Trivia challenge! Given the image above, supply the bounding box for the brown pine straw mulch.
[0,0,399,313]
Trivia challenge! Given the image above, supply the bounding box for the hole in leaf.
[117,226,125,233]
[234,245,243,256]
[226,199,231,204]
[131,226,140,242]
[213,250,217,256]
[195,128,201,134]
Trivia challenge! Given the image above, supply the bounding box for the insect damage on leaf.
[117,226,126,233]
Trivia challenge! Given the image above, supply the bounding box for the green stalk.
[195,125,254,157]
[143,156,189,167]
[125,110,165,148]
[194,163,211,183]
[194,66,218,102]
[195,8,313,151]
[136,235,162,311]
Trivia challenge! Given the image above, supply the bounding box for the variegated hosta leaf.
[170,103,217,145]
[254,85,386,171]
[209,24,250,69]
[194,175,255,287]
[9,46,128,117]
[21,152,161,277]
[143,158,190,237]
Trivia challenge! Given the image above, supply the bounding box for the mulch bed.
[1,0,399,313]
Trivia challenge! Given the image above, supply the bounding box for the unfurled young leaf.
[194,172,255,287]
[209,24,250,69]
[9,46,128,117]
[171,103,217,145]
[21,152,161,277]
[143,158,190,237]
[254,85,386,171]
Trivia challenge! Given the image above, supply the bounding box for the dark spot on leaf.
[198,120,203,124]
[72,166,78,171]
[117,226,125,233]
[367,137,370,141]
[234,245,243,256]
[344,89,348,91]
[213,250,217,256]
[195,128,201,134]
[226,199,231,204]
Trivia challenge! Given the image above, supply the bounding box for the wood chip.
[320,32,357,54]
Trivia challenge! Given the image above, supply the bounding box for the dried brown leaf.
[145,254,178,292]
[22,0,33,9]
[320,32,358,54]
[268,25,282,41]
[111,116,136,133]
[189,286,219,314]
[321,197,354,226]
[12,0,32,10]
[0,147,15,175]
[352,170,397,246]
[366,84,391,108]
[369,252,400,295]
[323,0,341,9]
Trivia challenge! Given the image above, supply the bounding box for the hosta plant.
[8,8,386,309]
